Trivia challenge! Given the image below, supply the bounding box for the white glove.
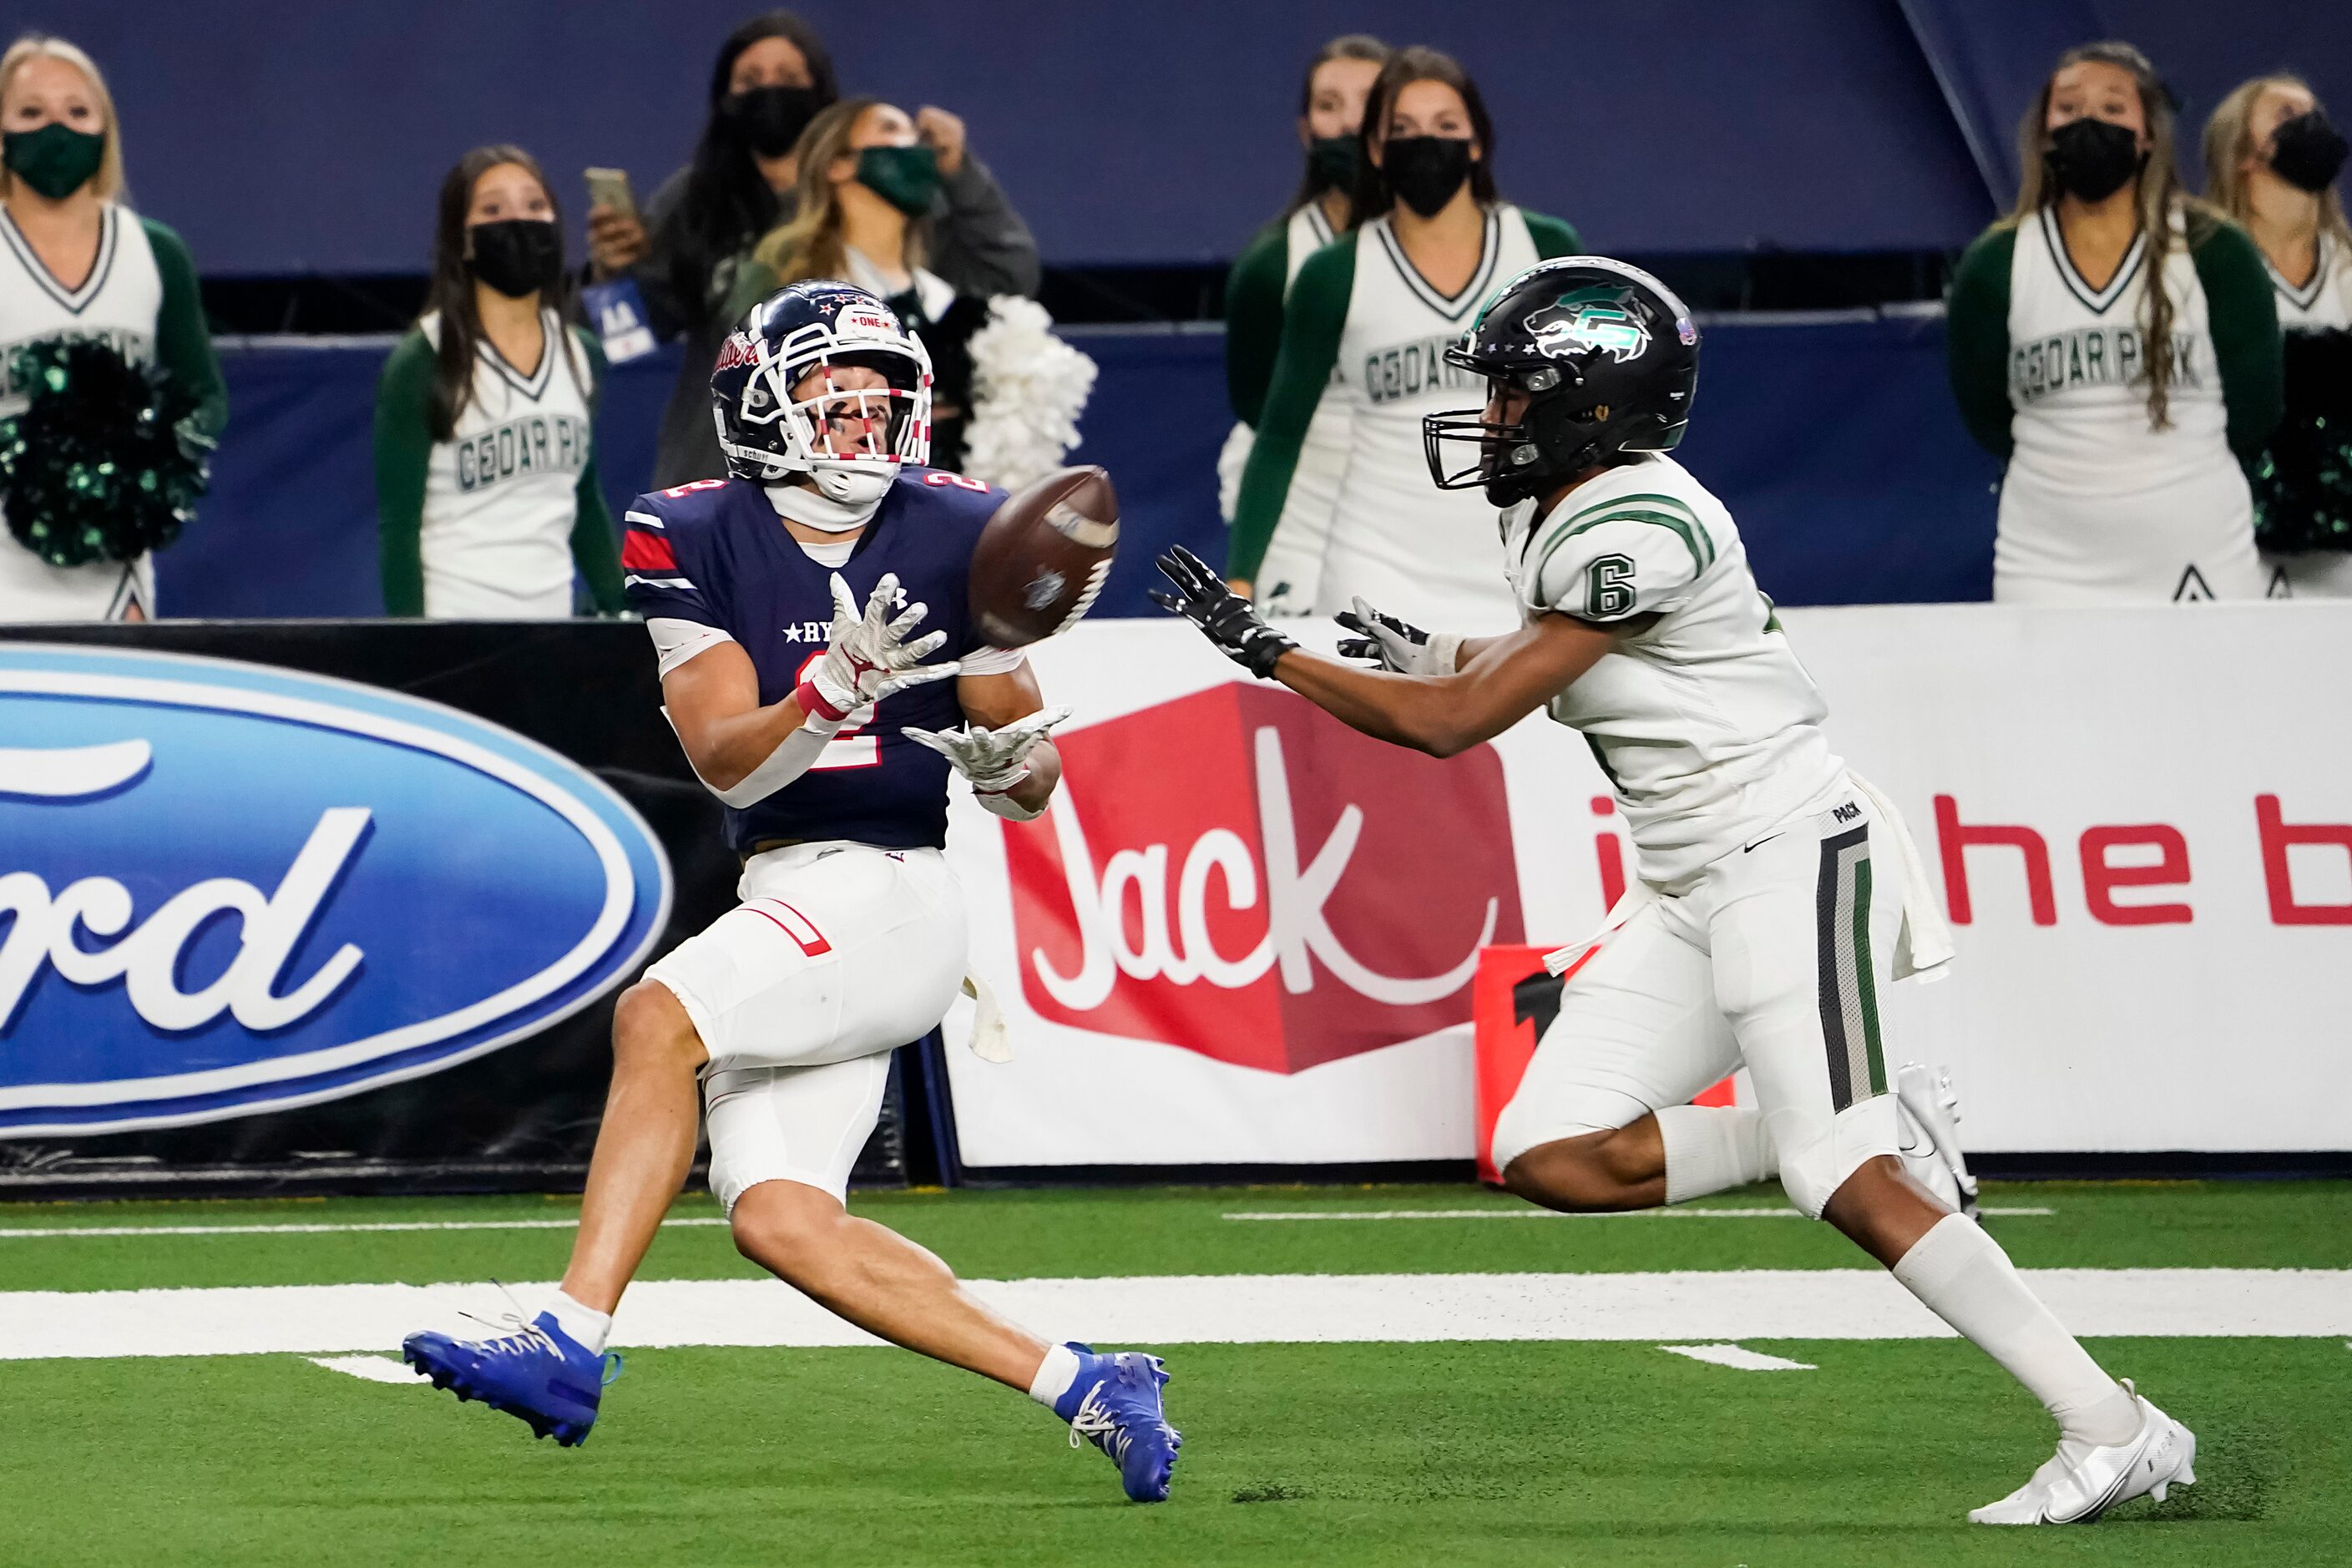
[796,572,961,723]
[1333,596,1463,677]
[902,706,1073,813]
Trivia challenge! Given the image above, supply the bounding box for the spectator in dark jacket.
[584,9,1039,488]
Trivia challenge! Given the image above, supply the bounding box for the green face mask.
[3,122,105,200]
[1308,135,1358,192]
[856,144,942,217]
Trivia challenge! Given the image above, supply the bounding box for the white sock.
[1891,1214,2139,1446]
[1655,1105,1778,1205]
[1028,1343,1082,1409]
[544,1290,613,1355]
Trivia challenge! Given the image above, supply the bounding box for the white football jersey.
[417,309,596,619]
[0,204,162,620]
[2267,230,2352,331]
[1995,205,2259,602]
[1502,453,1844,887]
[1320,205,1541,631]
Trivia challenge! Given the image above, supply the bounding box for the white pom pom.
[960,296,1098,491]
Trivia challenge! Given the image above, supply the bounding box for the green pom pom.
[0,336,210,568]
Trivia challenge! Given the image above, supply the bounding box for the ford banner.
[0,624,898,1198]
[0,641,672,1136]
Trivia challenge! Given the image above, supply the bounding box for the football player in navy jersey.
[404,281,1181,1503]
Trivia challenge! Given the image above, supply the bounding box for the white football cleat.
[1894,1061,1979,1219]
[1969,1382,2197,1525]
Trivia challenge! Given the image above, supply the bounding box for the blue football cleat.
[401,1308,620,1448]
[1055,1343,1181,1502]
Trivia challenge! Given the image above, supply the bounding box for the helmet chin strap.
[764,470,890,532]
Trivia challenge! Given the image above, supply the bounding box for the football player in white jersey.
[1156,257,2197,1527]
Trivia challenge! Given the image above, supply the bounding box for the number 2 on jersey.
[794,651,882,770]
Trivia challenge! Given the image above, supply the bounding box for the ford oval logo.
[0,644,672,1136]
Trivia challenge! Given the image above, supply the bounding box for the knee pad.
[1773,1093,1904,1218]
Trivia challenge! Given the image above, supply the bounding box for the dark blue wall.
[159,314,1997,618]
[13,0,1980,271]
[43,1,2352,276]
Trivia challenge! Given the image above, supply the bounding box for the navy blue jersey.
[622,469,1008,852]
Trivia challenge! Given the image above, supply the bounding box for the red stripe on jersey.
[621,530,678,570]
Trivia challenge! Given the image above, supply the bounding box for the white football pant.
[644,841,967,1209]
[1493,787,1909,1216]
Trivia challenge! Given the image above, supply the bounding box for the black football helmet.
[710,280,933,505]
[1423,257,1699,505]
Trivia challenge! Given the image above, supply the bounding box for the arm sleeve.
[568,330,626,615]
[927,154,1042,299]
[372,330,437,617]
[1945,227,2017,461]
[1529,508,1716,622]
[1227,238,1353,584]
[1521,210,1585,260]
[140,220,227,442]
[1222,224,1290,426]
[2193,218,2285,468]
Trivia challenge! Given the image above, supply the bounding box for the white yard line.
[1221,1207,2055,1222]
[0,1208,2065,1241]
[1661,1343,1818,1371]
[0,1218,731,1240]
[0,1268,2342,1361]
[307,1354,426,1384]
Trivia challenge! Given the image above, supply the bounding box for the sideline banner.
[939,605,2352,1165]
[0,624,900,1195]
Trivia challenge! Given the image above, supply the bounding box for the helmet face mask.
[711,283,933,508]
[1422,256,1698,508]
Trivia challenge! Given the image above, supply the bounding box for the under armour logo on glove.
[1334,596,1463,678]
[796,572,961,723]
[1150,544,1297,680]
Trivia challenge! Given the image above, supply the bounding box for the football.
[968,464,1120,648]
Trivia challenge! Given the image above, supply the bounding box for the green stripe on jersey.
[1533,492,1716,582]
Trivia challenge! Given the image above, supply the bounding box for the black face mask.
[2045,117,2145,203]
[467,219,564,299]
[1308,135,1358,194]
[1382,135,1474,219]
[2269,109,2349,194]
[726,83,825,158]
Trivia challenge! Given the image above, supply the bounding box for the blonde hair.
[2202,74,2352,251]
[0,33,124,201]
[2000,41,2218,431]
[750,97,926,286]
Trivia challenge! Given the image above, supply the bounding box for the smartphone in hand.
[584,166,637,220]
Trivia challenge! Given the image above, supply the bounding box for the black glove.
[1151,544,1298,679]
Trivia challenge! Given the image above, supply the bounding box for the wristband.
[794,676,851,725]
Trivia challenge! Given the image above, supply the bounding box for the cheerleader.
[1216,33,1388,614]
[1229,47,1581,630]
[1947,42,2281,604]
[375,145,624,619]
[2203,74,2352,594]
[0,33,225,622]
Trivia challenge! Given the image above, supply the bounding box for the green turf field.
[2,1180,2345,1566]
